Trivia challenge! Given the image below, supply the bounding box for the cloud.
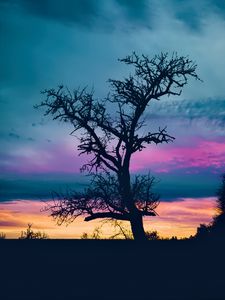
[2,0,225,31]
[0,220,22,227]
[0,141,84,175]
[147,98,225,130]
[1,0,98,24]
[0,166,219,202]
[167,0,225,29]
[8,132,20,139]
[0,198,217,238]
[5,131,35,142]
[131,137,225,174]
[0,173,88,201]
[115,0,150,25]
[145,197,216,237]
[0,0,151,30]
[27,137,35,142]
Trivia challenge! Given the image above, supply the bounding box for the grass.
[0,239,224,300]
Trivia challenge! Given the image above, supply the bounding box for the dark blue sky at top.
[1,0,225,201]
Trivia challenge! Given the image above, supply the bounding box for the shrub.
[19,223,49,239]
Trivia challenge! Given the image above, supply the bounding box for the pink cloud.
[2,135,225,175]
[131,137,225,172]
[1,142,86,174]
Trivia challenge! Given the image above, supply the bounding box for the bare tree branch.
[84,212,129,222]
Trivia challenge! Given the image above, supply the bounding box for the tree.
[37,52,199,240]
[195,174,225,241]
[216,173,225,215]
[211,174,225,238]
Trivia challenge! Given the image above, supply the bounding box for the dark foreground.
[0,239,225,300]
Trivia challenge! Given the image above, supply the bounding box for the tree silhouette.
[37,52,199,240]
[216,174,225,215]
[195,223,211,240]
[211,173,225,239]
[195,174,225,241]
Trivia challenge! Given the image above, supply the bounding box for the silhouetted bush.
[194,174,225,241]
[80,226,102,239]
[80,232,89,239]
[0,232,6,239]
[146,230,160,240]
[19,223,49,239]
[195,224,211,239]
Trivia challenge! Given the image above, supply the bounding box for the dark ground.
[0,239,225,300]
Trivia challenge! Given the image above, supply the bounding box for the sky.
[1,0,225,238]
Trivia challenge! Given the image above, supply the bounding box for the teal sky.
[1,0,225,201]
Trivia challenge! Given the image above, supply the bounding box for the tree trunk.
[119,167,147,241]
[130,212,147,241]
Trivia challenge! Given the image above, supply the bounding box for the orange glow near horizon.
[0,198,217,239]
